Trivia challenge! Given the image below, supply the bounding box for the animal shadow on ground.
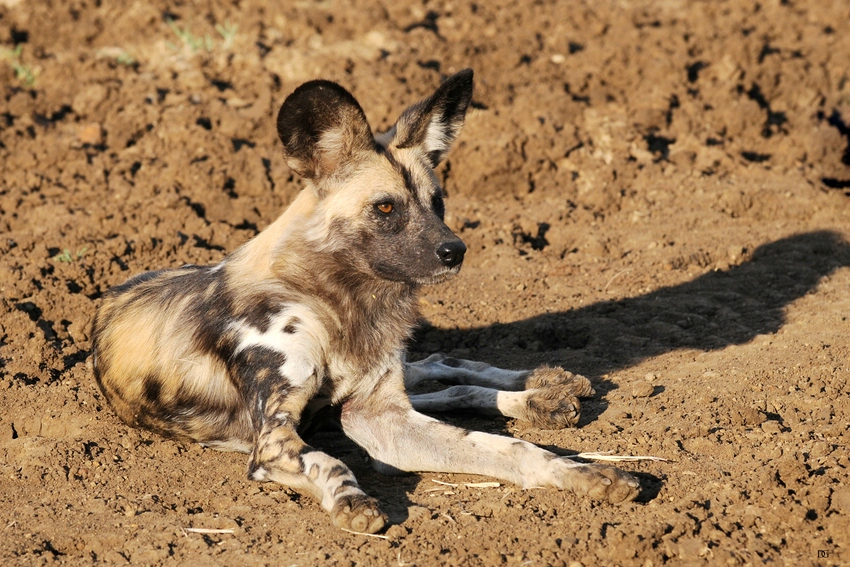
[315,230,848,513]
[410,230,850,425]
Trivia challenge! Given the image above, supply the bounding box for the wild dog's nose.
[437,240,467,268]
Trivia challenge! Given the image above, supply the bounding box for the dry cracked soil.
[1,0,849,565]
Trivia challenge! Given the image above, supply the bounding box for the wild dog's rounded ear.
[389,69,474,168]
[276,80,374,180]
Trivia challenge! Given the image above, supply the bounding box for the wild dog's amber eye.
[376,202,394,214]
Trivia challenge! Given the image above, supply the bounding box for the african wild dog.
[91,69,640,534]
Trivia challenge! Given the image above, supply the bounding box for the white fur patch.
[230,307,326,386]
[423,114,452,155]
[317,126,346,154]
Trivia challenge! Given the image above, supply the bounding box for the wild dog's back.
[91,265,252,449]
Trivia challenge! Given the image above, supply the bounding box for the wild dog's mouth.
[369,250,464,285]
[413,264,463,286]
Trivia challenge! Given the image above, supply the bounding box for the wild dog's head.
[276,69,473,285]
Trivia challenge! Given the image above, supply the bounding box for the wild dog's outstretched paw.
[331,494,387,534]
[524,366,595,397]
[564,463,640,504]
[520,386,582,429]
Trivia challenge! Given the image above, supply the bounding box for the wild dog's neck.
[274,242,420,331]
[272,244,421,364]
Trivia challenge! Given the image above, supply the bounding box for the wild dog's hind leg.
[343,366,640,504]
[404,354,595,428]
[408,384,583,429]
[232,344,386,534]
[404,354,594,393]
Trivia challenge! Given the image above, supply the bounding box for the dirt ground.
[1,0,849,565]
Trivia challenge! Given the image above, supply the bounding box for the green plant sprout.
[53,247,88,263]
[0,45,36,87]
[165,18,238,53]
[166,17,214,52]
[94,47,138,67]
[115,51,136,66]
[215,21,238,49]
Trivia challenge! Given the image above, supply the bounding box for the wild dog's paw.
[563,463,640,504]
[524,366,595,398]
[331,494,388,534]
[520,386,582,429]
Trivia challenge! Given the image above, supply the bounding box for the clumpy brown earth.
[1,0,849,564]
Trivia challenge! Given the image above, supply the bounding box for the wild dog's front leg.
[342,372,640,504]
[231,343,386,533]
[246,391,387,533]
[249,412,386,533]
